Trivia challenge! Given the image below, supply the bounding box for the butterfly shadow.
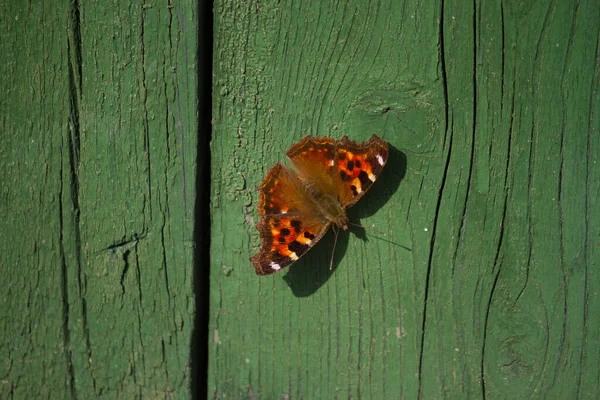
[283,145,406,297]
[283,228,349,297]
[349,144,406,222]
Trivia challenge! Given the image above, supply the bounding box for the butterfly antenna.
[348,221,386,235]
[348,221,411,251]
[330,225,340,270]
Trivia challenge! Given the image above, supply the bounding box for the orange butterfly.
[250,135,389,275]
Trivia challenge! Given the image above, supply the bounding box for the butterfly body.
[250,135,388,275]
[303,182,349,229]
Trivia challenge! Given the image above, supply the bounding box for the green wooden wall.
[1,0,199,397]
[209,0,600,399]
[2,0,599,399]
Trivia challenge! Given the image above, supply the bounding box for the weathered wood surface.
[210,0,599,398]
[1,1,198,397]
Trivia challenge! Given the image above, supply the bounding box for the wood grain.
[1,0,198,397]
[210,0,600,398]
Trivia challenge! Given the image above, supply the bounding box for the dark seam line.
[191,0,214,398]
[417,0,450,397]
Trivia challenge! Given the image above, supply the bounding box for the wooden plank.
[1,2,72,398]
[1,0,198,397]
[209,0,600,398]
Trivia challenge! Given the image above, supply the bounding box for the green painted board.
[1,0,198,397]
[209,0,600,398]
[2,0,600,398]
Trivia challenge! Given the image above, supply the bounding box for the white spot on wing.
[329,159,334,166]
[376,154,384,165]
[289,252,299,261]
[368,173,376,182]
[270,262,281,271]
[281,210,287,214]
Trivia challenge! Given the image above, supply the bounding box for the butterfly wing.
[250,163,332,275]
[252,136,388,275]
[286,134,389,209]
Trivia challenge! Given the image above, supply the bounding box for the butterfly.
[250,135,389,275]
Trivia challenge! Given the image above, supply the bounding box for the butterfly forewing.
[334,135,389,207]
[285,137,339,200]
[287,135,389,209]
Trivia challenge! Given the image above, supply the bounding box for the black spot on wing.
[350,185,358,196]
[354,160,361,169]
[290,220,302,233]
[304,231,315,240]
[288,241,310,257]
[366,155,378,171]
[347,160,354,171]
[278,237,286,244]
[340,170,352,182]
[280,228,291,237]
[358,170,372,190]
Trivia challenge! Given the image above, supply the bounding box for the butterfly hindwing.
[251,214,331,275]
[250,163,331,275]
